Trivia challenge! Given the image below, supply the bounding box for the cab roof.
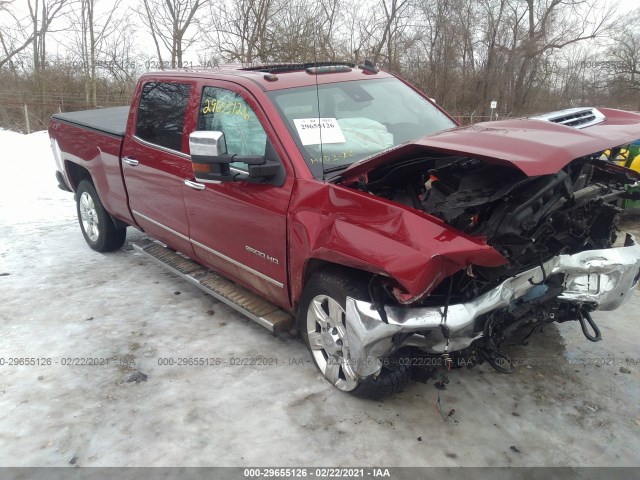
[140,62,393,91]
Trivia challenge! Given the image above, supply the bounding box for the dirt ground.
[0,131,639,467]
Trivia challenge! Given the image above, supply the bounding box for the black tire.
[297,268,411,400]
[76,180,126,252]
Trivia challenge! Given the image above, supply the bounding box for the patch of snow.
[0,129,73,228]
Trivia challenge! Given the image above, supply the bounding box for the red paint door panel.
[121,80,194,255]
[183,182,291,306]
[121,139,194,255]
[182,82,294,308]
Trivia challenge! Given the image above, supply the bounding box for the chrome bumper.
[345,234,640,378]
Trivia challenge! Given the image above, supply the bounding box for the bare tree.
[101,15,141,88]
[2,0,638,133]
[605,8,640,110]
[207,0,281,64]
[27,0,68,72]
[268,0,316,62]
[268,0,345,62]
[508,0,617,112]
[23,0,69,123]
[315,0,341,59]
[342,0,370,63]
[71,0,124,106]
[138,0,208,68]
[411,0,463,105]
[367,0,412,70]
[0,1,36,70]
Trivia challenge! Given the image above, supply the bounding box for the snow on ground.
[0,129,639,467]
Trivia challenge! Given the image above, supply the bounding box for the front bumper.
[345,234,640,378]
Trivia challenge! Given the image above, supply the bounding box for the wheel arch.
[69,164,128,230]
[302,259,374,291]
[65,160,92,193]
[296,257,396,312]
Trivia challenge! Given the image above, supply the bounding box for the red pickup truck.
[49,62,640,399]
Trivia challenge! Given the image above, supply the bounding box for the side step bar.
[132,239,294,334]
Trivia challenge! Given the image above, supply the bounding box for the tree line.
[0,0,638,131]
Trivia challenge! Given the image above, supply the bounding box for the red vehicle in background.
[49,62,640,398]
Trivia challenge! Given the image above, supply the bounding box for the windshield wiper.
[323,164,351,174]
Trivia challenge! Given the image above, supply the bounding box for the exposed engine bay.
[345,149,640,376]
[368,152,638,298]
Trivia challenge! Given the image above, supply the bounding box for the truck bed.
[49,106,134,225]
[51,106,130,137]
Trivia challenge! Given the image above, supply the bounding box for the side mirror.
[188,130,283,185]
[189,130,228,177]
[190,130,228,158]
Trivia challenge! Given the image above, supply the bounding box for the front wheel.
[297,268,411,400]
[76,180,126,252]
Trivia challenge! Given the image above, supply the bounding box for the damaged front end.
[345,234,640,378]
[337,120,640,380]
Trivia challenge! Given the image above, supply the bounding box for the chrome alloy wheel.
[305,294,358,391]
[79,191,100,242]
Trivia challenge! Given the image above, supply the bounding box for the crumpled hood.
[338,107,640,183]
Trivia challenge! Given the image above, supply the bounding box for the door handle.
[122,156,139,166]
[184,179,206,190]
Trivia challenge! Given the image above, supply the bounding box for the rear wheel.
[76,180,126,252]
[297,268,411,400]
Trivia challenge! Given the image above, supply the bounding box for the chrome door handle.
[122,156,139,166]
[184,179,206,190]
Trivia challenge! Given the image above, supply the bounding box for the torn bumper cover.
[345,234,640,378]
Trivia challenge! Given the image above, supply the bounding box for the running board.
[132,239,294,334]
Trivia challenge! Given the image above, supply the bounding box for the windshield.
[268,77,456,178]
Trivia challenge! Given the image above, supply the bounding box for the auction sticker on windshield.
[293,118,346,145]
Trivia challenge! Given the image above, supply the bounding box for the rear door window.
[136,82,191,152]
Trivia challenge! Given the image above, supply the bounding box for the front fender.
[288,180,507,306]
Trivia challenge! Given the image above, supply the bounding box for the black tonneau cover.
[52,106,130,137]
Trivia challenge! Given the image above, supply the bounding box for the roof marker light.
[306,65,352,74]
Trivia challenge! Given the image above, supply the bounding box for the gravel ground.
[0,131,639,467]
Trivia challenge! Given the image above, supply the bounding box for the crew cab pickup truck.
[49,62,640,399]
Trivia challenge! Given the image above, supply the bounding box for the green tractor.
[617,140,640,210]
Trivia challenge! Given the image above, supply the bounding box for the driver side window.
[197,87,267,171]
